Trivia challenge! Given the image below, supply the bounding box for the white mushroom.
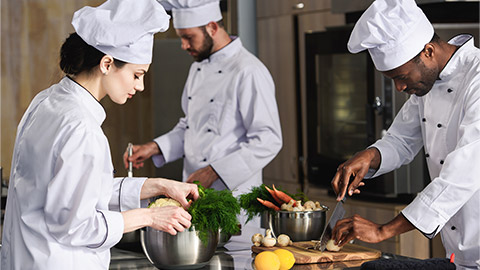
[283,200,295,211]
[326,239,342,252]
[292,202,305,211]
[251,233,263,247]
[262,229,277,247]
[277,234,291,247]
[304,200,316,210]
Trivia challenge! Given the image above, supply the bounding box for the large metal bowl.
[140,226,219,269]
[264,208,328,242]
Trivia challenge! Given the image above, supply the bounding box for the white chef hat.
[347,0,434,71]
[72,0,170,64]
[157,0,222,29]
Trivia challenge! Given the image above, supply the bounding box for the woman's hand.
[161,180,199,208]
[141,178,199,208]
[122,206,191,235]
[149,206,192,235]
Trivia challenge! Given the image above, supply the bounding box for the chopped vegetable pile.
[239,184,322,223]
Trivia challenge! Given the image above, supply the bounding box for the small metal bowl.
[140,226,219,269]
[217,224,241,248]
[264,208,328,242]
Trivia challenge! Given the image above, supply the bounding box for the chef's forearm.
[121,208,152,233]
[379,213,415,241]
[140,178,167,200]
[366,147,382,170]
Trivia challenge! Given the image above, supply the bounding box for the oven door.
[306,26,375,189]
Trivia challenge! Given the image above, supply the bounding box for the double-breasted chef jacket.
[370,35,480,269]
[1,77,147,269]
[153,37,282,198]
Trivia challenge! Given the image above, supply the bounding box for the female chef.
[0,0,199,269]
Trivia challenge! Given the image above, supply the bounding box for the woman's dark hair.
[60,32,126,75]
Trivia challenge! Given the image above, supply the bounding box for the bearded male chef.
[329,0,480,269]
[124,0,282,226]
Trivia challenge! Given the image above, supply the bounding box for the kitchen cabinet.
[306,187,434,260]
[256,1,344,194]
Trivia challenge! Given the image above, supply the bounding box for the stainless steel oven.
[305,22,479,201]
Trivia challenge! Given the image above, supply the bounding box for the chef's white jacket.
[153,37,282,199]
[1,77,147,269]
[370,35,480,268]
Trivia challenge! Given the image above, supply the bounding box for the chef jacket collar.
[63,76,106,125]
[205,36,242,63]
[438,34,475,82]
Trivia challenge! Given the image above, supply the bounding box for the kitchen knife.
[315,196,346,251]
[127,143,133,178]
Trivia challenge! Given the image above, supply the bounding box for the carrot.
[264,185,283,205]
[257,198,280,211]
[272,184,296,206]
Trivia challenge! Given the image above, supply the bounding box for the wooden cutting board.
[251,242,381,264]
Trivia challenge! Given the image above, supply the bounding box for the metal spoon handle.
[127,143,133,177]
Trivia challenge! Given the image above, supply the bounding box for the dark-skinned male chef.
[330,1,480,269]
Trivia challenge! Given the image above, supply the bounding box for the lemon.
[254,251,280,270]
[273,249,295,270]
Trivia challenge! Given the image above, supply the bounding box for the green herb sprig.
[188,184,241,244]
[238,184,277,223]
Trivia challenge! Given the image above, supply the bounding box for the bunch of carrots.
[256,184,296,211]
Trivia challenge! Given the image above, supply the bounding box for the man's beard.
[191,29,214,62]
[410,59,438,97]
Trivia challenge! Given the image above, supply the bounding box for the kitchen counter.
[110,226,419,270]
[110,225,262,270]
[110,245,418,270]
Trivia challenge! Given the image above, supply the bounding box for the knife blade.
[315,196,346,251]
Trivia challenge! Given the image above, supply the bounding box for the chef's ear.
[205,21,218,37]
[423,44,435,59]
[99,55,114,75]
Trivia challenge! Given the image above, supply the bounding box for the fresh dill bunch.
[238,184,277,223]
[188,184,241,244]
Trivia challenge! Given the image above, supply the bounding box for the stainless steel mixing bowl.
[265,208,328,242]
[140,226,219,269]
